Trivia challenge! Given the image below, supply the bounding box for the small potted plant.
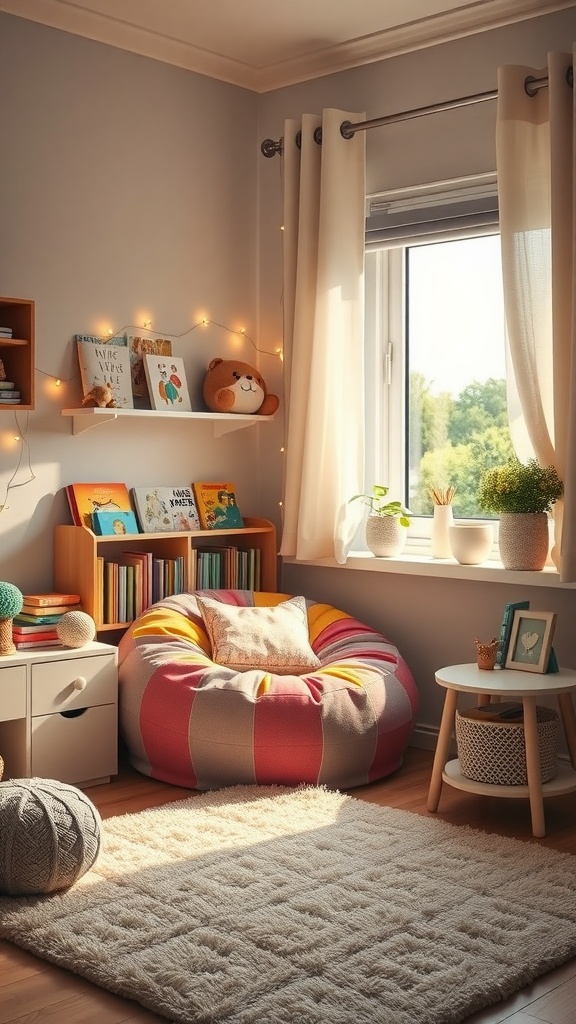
[477,457,563,570]
[350,485,412,557]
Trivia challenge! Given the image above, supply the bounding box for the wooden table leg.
[427,688,458,812]
[522,695,546,838]
[557,692,576,769]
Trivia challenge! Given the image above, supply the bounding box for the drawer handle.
[73,676,87,691]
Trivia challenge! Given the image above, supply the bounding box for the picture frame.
[505,610,557,673]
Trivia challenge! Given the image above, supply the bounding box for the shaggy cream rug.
[2,785,576,1024]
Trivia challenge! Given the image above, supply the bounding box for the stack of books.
[0,381,20,406]
[0,325,13,339]
[13,593,81,649]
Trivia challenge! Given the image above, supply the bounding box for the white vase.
[430,504,454,558]
[365,515,406,557]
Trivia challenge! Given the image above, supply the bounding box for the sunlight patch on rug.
[2,785,576,1024]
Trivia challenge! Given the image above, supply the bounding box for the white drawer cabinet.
[0,642,118,787]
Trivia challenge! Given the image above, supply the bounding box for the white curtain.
[279,109,366,563]
[496,49,575,580]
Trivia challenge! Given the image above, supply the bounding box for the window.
[364,175,514,544]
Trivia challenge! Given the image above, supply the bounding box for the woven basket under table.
[455,705,558,786]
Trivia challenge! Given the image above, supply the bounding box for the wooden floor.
[2,745,576,1024]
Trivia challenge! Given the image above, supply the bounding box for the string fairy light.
[0,412,36,515]
[34,314,283,387]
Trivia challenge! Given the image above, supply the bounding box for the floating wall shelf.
[61,407,274,437]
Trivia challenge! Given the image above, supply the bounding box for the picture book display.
[132,486,201,532]
[192,482,244,530]
[91,509,140,536]
[76,339,133,409]
[143,355,192,412]
[66,482,133,529]
[126,330,172,409]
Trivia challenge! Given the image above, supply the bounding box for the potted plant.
[350,485,412,557]
[477,457,563,570]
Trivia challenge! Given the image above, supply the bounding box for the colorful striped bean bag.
[118,590,419,790]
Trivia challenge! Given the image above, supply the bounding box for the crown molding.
[0,0,573,92]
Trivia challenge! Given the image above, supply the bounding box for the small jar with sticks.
[429,485,456,559]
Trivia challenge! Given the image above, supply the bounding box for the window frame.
[362,174,503,554]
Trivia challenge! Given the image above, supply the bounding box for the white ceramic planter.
[365,515,407,557]
[449,522,493,565]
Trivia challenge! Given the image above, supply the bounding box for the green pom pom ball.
[0,582,23,620]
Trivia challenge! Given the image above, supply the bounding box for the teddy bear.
[202,358,279,416]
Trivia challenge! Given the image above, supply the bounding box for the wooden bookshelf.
[0,297,35,410]
[54,517,278,633]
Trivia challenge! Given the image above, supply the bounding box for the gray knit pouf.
[0,778,102,896]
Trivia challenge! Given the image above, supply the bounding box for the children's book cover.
[192,482,244,530]
[76,340,133,409]
[132,486,201,532]
[126,330,173,409]
[68,482,133,530]
[143,355,192,412]
[91,509,140,536]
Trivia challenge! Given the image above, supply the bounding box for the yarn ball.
[0,581,23,620]
[0,778,102,895]
[56,610,96,648]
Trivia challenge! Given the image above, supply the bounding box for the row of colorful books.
[95,544,263,624]
[97,554,187,625]
[66,480,244,535]
[12,592,81,649]
[196,547,261,591]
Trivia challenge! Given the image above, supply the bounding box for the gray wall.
[0,12,273,592]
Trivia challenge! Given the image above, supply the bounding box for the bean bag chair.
[118,590,419,790]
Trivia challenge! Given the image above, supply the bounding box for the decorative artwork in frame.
[505,610,557,673]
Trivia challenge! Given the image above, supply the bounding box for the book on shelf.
[13,638,63,649]
[91,509,140,536]
[126,331,172,409]
[14,611,65,626]
[21,602,80,617]
[131,486,200,533]
[74,333,127,347]
[22,592,81,608]
[192,482,244,530]
[12,622,60,636]
[13,629,59,642]
[66,482,133,529]
[76,338,133,410]
[143,355,192,412]
[495,600,530,668]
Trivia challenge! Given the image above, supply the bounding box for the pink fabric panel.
[138,663,199,788]
[253,683,324,785]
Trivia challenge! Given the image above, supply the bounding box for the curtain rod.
[260,72,559,158]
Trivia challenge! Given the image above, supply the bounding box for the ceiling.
[0,0,572,91]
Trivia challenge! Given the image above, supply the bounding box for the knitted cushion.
[0,778,102,895]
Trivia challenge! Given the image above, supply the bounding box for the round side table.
[427,663,576,837]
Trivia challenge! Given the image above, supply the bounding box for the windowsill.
[282,550,576,588]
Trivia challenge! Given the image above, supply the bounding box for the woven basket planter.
[455,705,558,786]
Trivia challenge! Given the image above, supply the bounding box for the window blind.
[365,173,499,250]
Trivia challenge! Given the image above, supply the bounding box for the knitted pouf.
[0,778,102,895]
